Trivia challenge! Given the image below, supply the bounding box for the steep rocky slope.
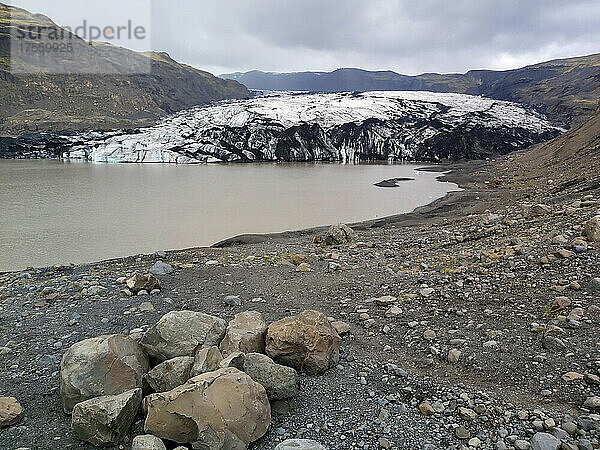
[0,3,249,136]
[0,91,561,162]
[222,54,600,126]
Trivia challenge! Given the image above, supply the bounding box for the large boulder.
[144,367,270,449]
[140,311,227,363]
[191,346,223,377]
[324,224,357,245]
[0,397,24,427]
[243,353,299,400]
[71,388,142,447]
[127,273,161,294]
[275,439,327,450]
[220,311,267,356]
[265,310,341,374]
[132,434,167,450]
[585,215,600,241]
[144,356,194,393]
[530,432,560,450]
[60,335,149,413]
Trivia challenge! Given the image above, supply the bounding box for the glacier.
[1,91,563,162]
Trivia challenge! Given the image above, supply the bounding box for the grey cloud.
[10,0,600,75]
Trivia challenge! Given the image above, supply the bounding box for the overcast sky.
[9,0,600,75]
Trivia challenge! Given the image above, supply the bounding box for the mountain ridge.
[0,3,249,136]
[221,54,600,127]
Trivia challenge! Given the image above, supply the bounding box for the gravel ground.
[1,127,600,449]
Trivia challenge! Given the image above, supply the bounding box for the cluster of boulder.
[59,305,341,449]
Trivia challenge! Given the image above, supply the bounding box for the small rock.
[126,273,161,294]
[423,329,436,340]
[514,440,530,450]
[584,216,600,241]
[448,348,461,364]
[331,321,351,336]
[291,254,308,266]
[384,306,402,318]
[224,295,242,307]
[418,402,435,416]
[420,288,435,298]
[583,396,600,410]
[0,397,24,427]
[149,261,173,276]
[468,437,481,447]
[296,263,312,272]
[455,425,470,439]
[374,295,396,306]
[324,224,357,245]
[275,439,327,449]
[132,434,167,450]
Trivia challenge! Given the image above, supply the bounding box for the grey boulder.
[71,388,142,447]
[140,310,226,363]
[60,334,149,413]
[243,353,299,400]
[324,223,357,245]
[149,261,174,276]
[144,356,194,392]
[530,432,561,450]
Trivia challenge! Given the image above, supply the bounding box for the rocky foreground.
[1,109,600,449]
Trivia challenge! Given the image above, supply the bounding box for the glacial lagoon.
[0,160,459,271]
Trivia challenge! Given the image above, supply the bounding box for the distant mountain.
[221,54,600,126]
[0,3,249,136]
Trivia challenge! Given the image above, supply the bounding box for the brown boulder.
[585,215,600,241]
[191,346,223,377]
[265,310,341,374]
[127,272,161,294]
[144,367,270,449]
[0,397,24,427]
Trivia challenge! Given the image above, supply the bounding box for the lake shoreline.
[211,161,480,248]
